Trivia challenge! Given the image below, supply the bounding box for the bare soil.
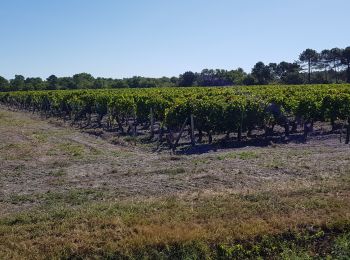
[0,107,349,216]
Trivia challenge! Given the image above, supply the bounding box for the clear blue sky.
[1,0,349,80]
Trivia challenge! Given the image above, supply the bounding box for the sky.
[1,0,349,80]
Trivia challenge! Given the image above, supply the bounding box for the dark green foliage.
[251,62,273,85]
[0,76,9,91]
[178,71,197,87]
[299,48,319,84]
[1,84,349,146]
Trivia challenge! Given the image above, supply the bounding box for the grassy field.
[0,107,350,259]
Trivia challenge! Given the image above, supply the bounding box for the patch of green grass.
[110,151,121,157]
[48,142,85,157]
[1,143,35,160]
[40,189,104,206]
[48,178,66,186]
[302,196,342,210]
[286,149,313,158]
[238,192,272,202]
[60,143,85,157]
[0,113,33,127]
[31,131,49,142]
[48,169,66,177]
[263,158,286,169]
[7,194,36,204]
[217,150,259,160]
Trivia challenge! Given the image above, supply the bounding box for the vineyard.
[1,85,350,258]
[1,84,350,150]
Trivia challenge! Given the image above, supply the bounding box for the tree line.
[0,46,349,92]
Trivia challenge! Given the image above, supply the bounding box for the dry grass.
[1,178,349,259]
[0,108,350,258]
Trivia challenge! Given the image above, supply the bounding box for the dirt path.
[1,107,349,215]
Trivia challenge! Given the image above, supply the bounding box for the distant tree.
[273,62,302,84]
[329,48,343,83]
[10,75,25,91]
[92,78,106,89]
[25,77,45,90]
[299,49,318,84]
[197,69,230,86]
[198,69,215,86]
[170,77,178,85]
[47,75,58,90]
[283,72,304,84]
[139,78,157,88]
[0,76,9,91]
[268,63,278,82]
[251,62,272,85]
[225,68,247,85]
[178,71,197,87]
[319,49,332,82]
[101,78,116,88]
[216,69,232,85]
[58,77,75,89]
[242,75,256,85]
[158,77,176,88]
[111,79,129,88]
[126,76,142,88]
[72,73,95,89]
[341,46,350,83]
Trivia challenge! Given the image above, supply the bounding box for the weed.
[49,169,66,177]
[31,132,49,142]
[55,142,85,157]
[8,194,36,204]
[41,189,104,206]
[217,151,259,160]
